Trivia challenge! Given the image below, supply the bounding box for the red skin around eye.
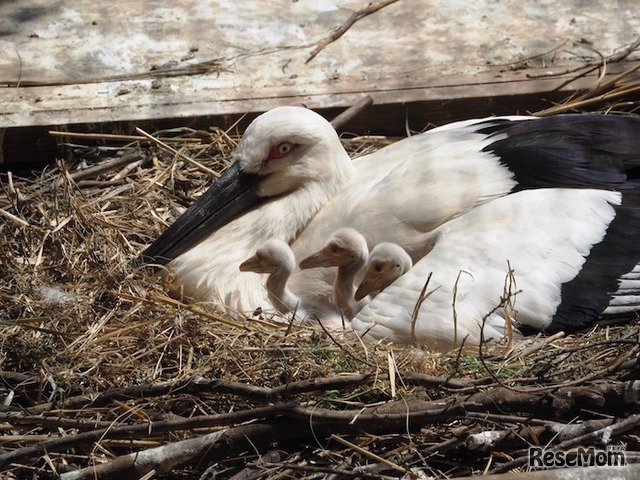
[267,142,296,161]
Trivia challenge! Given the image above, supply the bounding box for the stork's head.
[234,106,350,197]
[239,238,295,276]
[355,242,413,301]
[139,107,353,266]
[298,227,369,269]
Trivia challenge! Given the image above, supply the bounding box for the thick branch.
[26,372,474,414]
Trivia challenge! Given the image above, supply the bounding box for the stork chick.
[239,238,301,317]
[299,228,369,320]
[355,242,413,301]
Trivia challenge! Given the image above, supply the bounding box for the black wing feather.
[548,180,640,332]
[482,114,640,191]
[479,114,640,331]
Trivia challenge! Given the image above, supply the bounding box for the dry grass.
[1,67,640,478]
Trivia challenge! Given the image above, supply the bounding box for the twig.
[477,294,526,393]
[59,430,229,480]
[0,370,36,385]
[112,158,146,180]
[330,95,374,130]
[466,412,617,441]
[330,434,415,477]
[608,35,640,63]
[517,331,566,358]
[442,337,469,387]
[387,350,396,399]
[63,150,143,184]
[0,207,29,227]
[528,35,640,85]
[411,273,433,347]
[527,336,638,364]
[135,127,219,178]
[535,60,640,116]
[316,318,377,368]
[0,413,113,431]
[6,171,16,196]
[542,75,640,116]
[306,0,401,63]
[451,270,472,347]
[575,62,640,101]
[228,451,282,480]
[128,292,253,331]
[262,462,399,480]
[479,314,639,393]
[401,371,473,389]
[27,375,273,414]
[48,131,201,144]
[76,179,127,189]
[532,343,640,392]
[502,261,517,349]
[488,38,570,68]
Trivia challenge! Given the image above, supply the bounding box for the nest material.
[1,74,640,479]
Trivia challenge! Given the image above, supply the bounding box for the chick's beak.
[355,274,385,301]
[239,256,261,273]
[299,249,335,269]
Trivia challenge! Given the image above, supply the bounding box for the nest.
[1,66,640,479]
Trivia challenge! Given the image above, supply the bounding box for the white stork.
[139,106,640,349]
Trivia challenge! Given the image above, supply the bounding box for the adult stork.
[139,106,640,348]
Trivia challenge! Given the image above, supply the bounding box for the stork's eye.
[279,143,293,155]
[268,141,297,160]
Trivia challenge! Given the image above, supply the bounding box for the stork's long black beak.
[137,162,262,266]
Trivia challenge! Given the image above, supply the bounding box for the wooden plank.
[0,0,639,166]
[1,64,636,168]
[4,61,638,126]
